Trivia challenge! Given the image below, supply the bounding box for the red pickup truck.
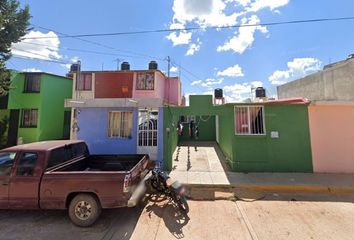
[0,140,154,227]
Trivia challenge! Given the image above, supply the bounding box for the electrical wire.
[24,16,354,40]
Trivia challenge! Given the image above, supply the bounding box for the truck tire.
[68,193,102,227]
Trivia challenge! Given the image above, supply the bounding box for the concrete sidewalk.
[169,171,354,195]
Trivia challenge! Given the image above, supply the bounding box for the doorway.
[7,110,19,146]
[137,110,158,160]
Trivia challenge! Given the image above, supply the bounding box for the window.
[108,111,133,138]
[136,73,154,90]
[47,143,88,169]
[16,152,38,176]
[0,152,16,176]
[76,73,92,91]
[24,74,41,92]
[20,109,38,128]
[235,106,265,135]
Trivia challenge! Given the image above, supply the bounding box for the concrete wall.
[309,104,354,173]
[278,58,354,101]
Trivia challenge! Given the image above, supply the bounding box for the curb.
[185,183,354,200]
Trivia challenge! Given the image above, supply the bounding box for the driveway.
[1,193,354,240]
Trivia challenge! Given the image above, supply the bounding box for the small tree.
[0,0,30,96]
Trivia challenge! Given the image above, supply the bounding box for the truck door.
[0,151,17,209]
[9,151,41,209]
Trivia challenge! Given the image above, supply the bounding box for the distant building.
[65,61,183,167]
[277,55,354,101]
[0,71,72,148]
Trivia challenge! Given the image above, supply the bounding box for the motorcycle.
[146,169,189,213]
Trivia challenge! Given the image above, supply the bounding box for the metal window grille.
[138,111,158,146]
[234,106,265,135]
[136,73,154,90]
[108,111,133,138]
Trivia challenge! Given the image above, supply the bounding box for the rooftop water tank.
[121,62,130,70]
[255,87,266,98]
[149,61,158,70]
[214,88,223,98]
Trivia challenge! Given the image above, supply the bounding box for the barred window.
[20,109,38,128]
[108,111,133,138]
[136,73,154,90]
[235,106,265,135]
[24,74,41,92]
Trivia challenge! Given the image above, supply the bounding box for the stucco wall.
[77,107,138,154]
[309,104,354,173]
[278,58,354,101]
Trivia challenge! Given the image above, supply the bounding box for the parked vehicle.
[0,140,155,227]
[146,169,189,213]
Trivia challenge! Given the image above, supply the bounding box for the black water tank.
[149,61,158,70]
[121,62,130,70]
[70,63,81,72]
[255,87,266,98]
[214,88,223,98]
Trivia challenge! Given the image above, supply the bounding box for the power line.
[30,24,165,61]
[24,16,354,40]
[12,55,70,65]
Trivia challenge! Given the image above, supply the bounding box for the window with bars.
[76,73,92,91]
[24,74,41,92]
[20,109,38,128]
[234,106,265,135]
[136,73,154,90]
[108,111,133,138]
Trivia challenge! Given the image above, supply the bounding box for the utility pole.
[114,58,123,70]
[167,56,171,78]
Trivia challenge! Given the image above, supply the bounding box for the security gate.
[137,110,158,160]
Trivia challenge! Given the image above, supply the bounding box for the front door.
[7,109,19,146]
[137,110,158,160]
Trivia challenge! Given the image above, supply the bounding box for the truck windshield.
[47,143,88,169]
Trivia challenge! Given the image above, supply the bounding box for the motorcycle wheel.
[176,195,189,213]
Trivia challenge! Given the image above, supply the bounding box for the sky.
[7,0,354,103]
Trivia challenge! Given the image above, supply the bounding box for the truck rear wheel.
[68,193,102,227]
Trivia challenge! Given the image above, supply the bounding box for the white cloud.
[11,31,61,60]
[191,78,223,88]
[217,64,244,77]
[22,68,41,72]
[223,81,263,102]
[186,40,201,56]
[247,0,290,12]
[166,31,192,46]
[170,66,178,73]
[171,0,239,27]
[217,15,268,54]
[269,57,321,85]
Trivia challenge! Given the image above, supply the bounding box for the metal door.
[137,110,158,160]
[7,109,19,146]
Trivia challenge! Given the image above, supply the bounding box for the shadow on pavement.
[146,193,190,239]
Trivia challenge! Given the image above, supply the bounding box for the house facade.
[0,71,72,149]
[65,62,182,167]
[163,95,313,172]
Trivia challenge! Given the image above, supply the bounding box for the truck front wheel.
[68,193,102,227]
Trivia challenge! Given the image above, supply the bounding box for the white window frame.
[234,105,266,136]
[108,111,133,139]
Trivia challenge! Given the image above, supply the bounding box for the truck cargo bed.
[53,154,147,172]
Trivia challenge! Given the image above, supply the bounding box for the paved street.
[0,193,354,240]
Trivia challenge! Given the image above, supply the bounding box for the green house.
[163,95,313,173]
[0,71,72,148]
